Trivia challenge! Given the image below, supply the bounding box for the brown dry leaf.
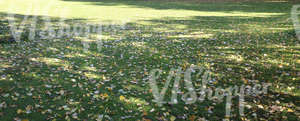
[242,78,248,84]
[189,115,196,121]
[143,111,148,116]
[142,118,151,121]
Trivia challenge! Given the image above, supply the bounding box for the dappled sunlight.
[267,27,292,30]
[262,58,292,68]
[30,57,70,67]
[47,47,60,52]
[264,44,300,49]
[0,63,12,69]
[84,72,101,79]
[120,96,147,105]
[118,95,152,113]
[0,60,13,69]
[167,33,214,39]
[273,83,300,96]
[226,54,244,62]
[130,41,147,48]
[82,65,97,72]
[64,52,88,58]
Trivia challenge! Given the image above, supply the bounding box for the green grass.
[0,0,300,120]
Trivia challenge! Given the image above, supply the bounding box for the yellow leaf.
[143,111,148,116]
[22,119,29,121]
[119,95,125,101]
[103,93,108,97]
[242,78,248,84]
[100,93,109,99]
[170,115,176,121]
[287,108,294,112]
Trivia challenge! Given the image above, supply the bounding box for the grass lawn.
[0,0,299,120]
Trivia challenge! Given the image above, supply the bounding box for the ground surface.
[0,0,299,120]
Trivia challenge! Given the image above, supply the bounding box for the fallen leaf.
[119,95,125,101]
[170,115,176,121]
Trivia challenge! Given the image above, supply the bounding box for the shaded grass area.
[0,0,300,120]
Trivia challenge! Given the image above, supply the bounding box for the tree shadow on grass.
[61,0,292,13]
